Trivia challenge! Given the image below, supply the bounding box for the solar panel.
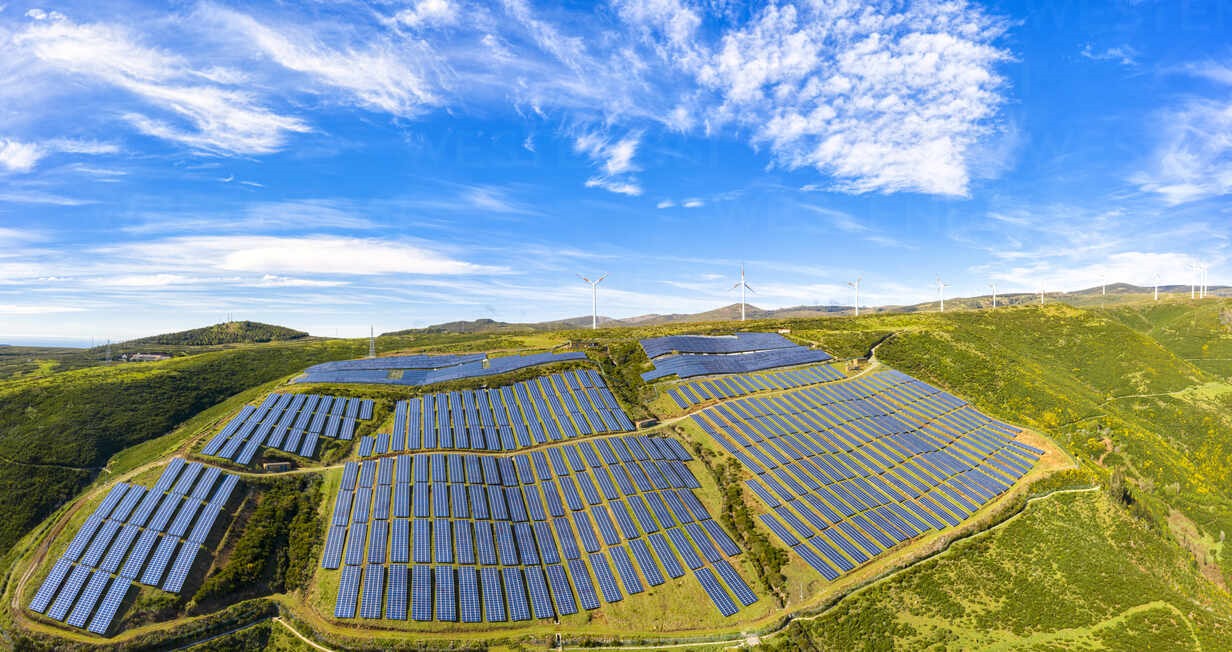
[458,567,482,623]
[65,568,111,628]
[162,543,201,593]
[99,524,141,574]
[322,525,348,569]
[411,565,433,621]
[713,560,758,606]
[47,564,92,621]
[360,564,385,619]
[628,538,665,586]
[589,554,623,603]
[694,567,738,616]
[119,529,159,580]
[609,547,644,595]
[29,558,74,614]
[567,558,600,610]
[386,564,408,620]
[503,567,531,621]
[87,576,132,635]
[140,534,180,586]
[648,532,685,578]
[335,566,362,618]
[479,567,506,622]
[435,566,457,621]
[545,564,578,615]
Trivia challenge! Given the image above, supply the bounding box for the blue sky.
[0,0,1229,343]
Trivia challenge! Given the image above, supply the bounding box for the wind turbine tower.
[848,277,862,317]
[1153,274,1160,301]
[368,325,376,358]
[578,273,608,330]
[936,277,950,312]
[1202,264,1209,298]
[731,264,755,322]
[989,282,998,309]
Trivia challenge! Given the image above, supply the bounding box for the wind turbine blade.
[745,284,755,294]
[597,273,608,284]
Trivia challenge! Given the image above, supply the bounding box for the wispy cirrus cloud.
[14,10,308,155]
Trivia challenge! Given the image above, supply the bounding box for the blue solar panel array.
[358,370,635,455]
[640,333,800,359]
[668,363,846,410]
[324,433,759,620]
[640,333,832,381]
[693,368,1044,583]
[202,392,375,463]
[28,459,240,636]
[295,351,588,386]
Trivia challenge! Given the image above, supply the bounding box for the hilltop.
[122,320,309,347]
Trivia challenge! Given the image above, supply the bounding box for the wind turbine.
[936,276,950,312]
[848,277,862,317]
[1202,264,1209,298]
[1153,273,1160,301]
[578,273,608,329]
[731,264,754,322]
[368,325,376,358]
[1039,287,1046,305]
[989,282,997,309]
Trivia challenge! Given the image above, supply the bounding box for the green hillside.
[123,321,309,346]
[4,298,1232,648]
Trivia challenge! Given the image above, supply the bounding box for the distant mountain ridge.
[398,283,1230,334]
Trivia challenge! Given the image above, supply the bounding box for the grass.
[760,491,1232,651]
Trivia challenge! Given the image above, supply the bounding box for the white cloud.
[681,198,703,208]
[0,303,86,314]
[98,235,504,276]
[656,199,675,208]
[16,12,309,155]
[1081,44,1137,66]
[205,6,442,117]
[575,131,643,195]
[1134,99,1232,205]
[0,139,43,172]
[393,0,458,29]
[0,136,119,173]
[693,2,1009,196]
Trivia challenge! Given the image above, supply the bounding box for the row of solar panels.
[305,353,486,373]
[322,436,758,617]
[643,347,833,381]
[202,392,375,463]
[295,352,588,386]
[371,370,634,455]
[640,332,799,359]
[694,368,1042,581]
[668,363,845,410]
[28,459,240,636]
[334,554,757,622]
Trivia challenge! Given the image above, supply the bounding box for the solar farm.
[201,392,375,463]
[640,333,832,380]
[692,368,1042,580]
[322,435,758,621]
[296,351,587,386]
[27,459,240,635]
[356,370,635,456]
[16,331,1059,646]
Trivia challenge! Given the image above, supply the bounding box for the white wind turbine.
[577,273,608,330]
[1202,264,1209,298]
[731,264,755,322]
[848,277,862,317]
[989,282,998,309]
[1153,273,1160,301]
[936,276,950,312]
